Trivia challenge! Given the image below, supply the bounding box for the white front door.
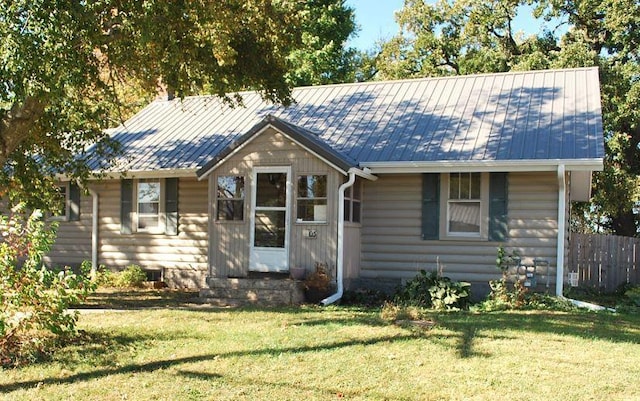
[249,166,291,272]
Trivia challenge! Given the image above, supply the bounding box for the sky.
[344,0,565,51]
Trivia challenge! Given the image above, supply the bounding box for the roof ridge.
[170,67,599,101]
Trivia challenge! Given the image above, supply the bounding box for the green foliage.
[394,270,471,310]
[624,287,640,307]
[0,204,95,366]
[115,265,147,289]
[1,1,341,209]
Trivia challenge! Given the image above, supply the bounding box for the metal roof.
[88,67,604,174]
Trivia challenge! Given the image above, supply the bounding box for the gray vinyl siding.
[344,225,361,279]
[210,127,341,278]
[360,172,559,285]
[46,195,93,267]
[48,177,209,287]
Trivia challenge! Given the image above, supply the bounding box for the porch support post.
[321,170,356,306]
[556,164,566,297]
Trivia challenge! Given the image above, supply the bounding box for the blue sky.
[344,0,565,51]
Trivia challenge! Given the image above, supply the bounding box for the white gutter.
[321,170,357,306]
[361,159,603,174]
[89,188,99,278]
[556,165,566,297]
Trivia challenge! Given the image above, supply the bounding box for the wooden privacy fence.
[569,233,640,292]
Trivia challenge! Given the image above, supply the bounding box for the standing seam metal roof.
[87,67,604,173]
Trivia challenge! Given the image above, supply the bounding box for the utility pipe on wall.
[89,187,99,278]
[556,165,566,297]
[321,171,356,306]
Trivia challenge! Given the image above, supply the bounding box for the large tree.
[0,1,326,209]
[286,0,359,86]
[375,0,640,236]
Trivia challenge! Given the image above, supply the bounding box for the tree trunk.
[0,97,46,165]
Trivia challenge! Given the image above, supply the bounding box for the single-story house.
[46,67,604,304]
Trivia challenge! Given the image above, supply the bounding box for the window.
[51,184,69,220]
[217,176,245,221]
[137,179,161,231]
[344,178,362,223]
[422,172,507,241]
[121,178,178,235]
[50,182,80,222]
[447,172,481,235]
[297,175,327,222]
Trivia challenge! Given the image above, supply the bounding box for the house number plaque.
[303,229,318,239]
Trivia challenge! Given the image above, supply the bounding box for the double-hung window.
[447,172,481,236]
[297,175,327,222]
[216,176,245,221]
[51,184,69,220]
[137,179,162,232]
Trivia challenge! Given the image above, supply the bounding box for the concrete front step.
[199,277,305,307]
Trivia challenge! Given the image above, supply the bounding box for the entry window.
[344,178,362,223]
[137,179,161,231]
[297,175,327,222]
[448,172,481,235]
[217,176,245,221]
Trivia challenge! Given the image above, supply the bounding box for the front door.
[249,166,291,272]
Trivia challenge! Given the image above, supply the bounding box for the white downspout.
[321,171,356,306]
[89,188,99,278]
[556,165,566,297]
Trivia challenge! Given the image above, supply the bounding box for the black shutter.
[165,178,179,235]
[69,183,81,221]
[120,179,133,234]
[489,172,508,242]
[421,173,440,240]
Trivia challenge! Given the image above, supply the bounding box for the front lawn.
[1,298,639,400]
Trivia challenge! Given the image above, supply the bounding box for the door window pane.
[254,210,286,247]
[256,173,287,207]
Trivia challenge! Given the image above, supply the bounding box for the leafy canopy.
[0,0,357,209]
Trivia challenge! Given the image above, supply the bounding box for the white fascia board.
[361,159,603,174]
[58,168,199,181]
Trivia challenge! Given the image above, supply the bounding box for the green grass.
[2,292,640,400]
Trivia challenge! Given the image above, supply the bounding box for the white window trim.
[440,172,490,241]
[296,173,328,224]
[50,182,70,222]
[135,179,165,234]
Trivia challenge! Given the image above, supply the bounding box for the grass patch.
[2,294,640,400]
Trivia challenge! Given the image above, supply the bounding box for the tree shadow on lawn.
[433,310,640,359]
[0,333,421,393]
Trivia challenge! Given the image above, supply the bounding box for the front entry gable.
[197,115,357,181]
[206,117,349,279]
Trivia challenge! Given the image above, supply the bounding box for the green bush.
[394,270,471,310]
[624,287,640,306]
[115,264,147,288]
[0,205,95,367]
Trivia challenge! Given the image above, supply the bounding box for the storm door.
[249,167,291,272]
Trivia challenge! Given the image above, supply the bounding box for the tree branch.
[0,97,46,165]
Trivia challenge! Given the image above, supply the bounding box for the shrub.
[0,205,95,366]
[115,264,147,288]
[394,270,471,310]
